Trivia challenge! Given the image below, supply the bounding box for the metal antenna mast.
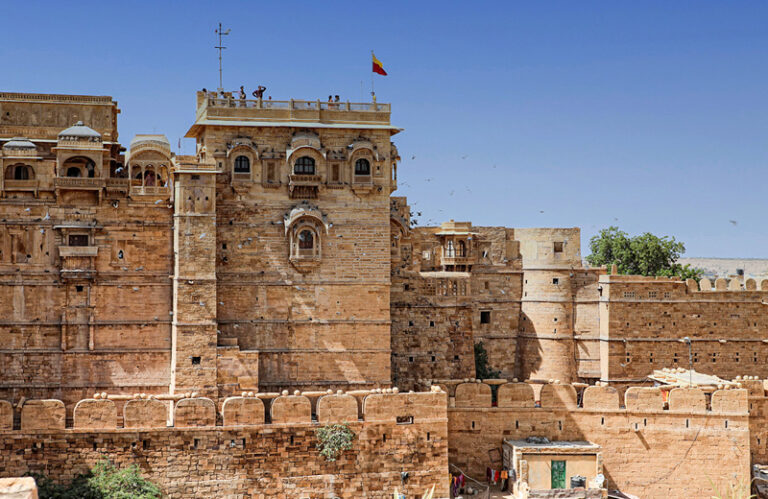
[215,23,231,92]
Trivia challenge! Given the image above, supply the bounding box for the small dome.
[58,121,101,139]
[130,134,170,148]
[3,137,36,150]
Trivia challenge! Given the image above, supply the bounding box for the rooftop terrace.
[186,91,399,137]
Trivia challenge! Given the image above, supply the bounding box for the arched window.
[294,156,315,175]
[14,165,30,180]
[234,155,250,173]
[354,158,370,175]
[62,156,94,178]
[298,230,314,249]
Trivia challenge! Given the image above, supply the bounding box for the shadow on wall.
[515,312,543,381]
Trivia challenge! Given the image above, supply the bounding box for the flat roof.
[185,119,402,138]
[505,439,600,450]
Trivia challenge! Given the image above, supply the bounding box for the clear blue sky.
[3,1,767,257]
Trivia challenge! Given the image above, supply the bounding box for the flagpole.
[370,50,375,99]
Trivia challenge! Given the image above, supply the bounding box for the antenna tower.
[215,22,231,92]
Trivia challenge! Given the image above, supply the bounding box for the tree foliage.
[29,461,161,499]
[474,341,501,379]
[586,226,702,280]
[315,423,356,462]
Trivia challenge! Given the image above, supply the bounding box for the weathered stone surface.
[20,400,64,431]
[221,397,265,426]
[123,399,168,428]
[73,399,116,429]
[582,385,619,410]
[363,391,447,422]
[174,398,216,427]
[0,401,12,431]
[454,382,491,408]
[0,477,38,499]
[667,388,706,413]
[711,389,748,413]
[270,395,311,424]
[624,387,663,412]
[316,394,358,423]
[497,382,535,408]
[540,383,578,409]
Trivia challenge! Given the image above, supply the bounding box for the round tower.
[516,228,581,383]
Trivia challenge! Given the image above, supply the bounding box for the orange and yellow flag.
[372,52,387,76]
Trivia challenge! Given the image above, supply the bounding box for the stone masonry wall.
[599,275,768,382]
[0,391,448,499]
[445,380,750,499]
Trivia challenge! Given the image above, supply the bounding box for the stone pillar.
[170,161,218,398]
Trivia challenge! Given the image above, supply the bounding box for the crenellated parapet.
[0,388,448,432]
[438,379,749,417]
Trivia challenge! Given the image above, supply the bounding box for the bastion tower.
[184,93,401,394]
[516,228,583,383]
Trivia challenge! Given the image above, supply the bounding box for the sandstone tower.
[516,228,583,382]
[185,92,401,393]
[170,155,219,397]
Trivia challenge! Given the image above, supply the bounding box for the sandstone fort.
[0,90,765,498]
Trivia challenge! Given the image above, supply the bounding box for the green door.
[551,460,566,489]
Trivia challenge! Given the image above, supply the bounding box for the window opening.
[480,311,491,324]
[354,158,370,175]
[294,156,315,175]
[234,155,250,173]
[68,234,88,246]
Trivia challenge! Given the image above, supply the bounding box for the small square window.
[480,311,491,324]
[191,356,201,365]
[76,285,84,292]
[553,242,564,253]
[429,321,435,327]
[552,278,559,285]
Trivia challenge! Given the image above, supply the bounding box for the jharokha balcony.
[289,174,321,199]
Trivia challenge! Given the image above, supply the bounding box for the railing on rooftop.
[203,97,390,113]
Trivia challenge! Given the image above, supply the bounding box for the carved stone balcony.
[3,179,39,194]
[440,255,475,267]
[54,177,104,190]
[289,174,321,199]
[351,174,374,193]
[59,246,98,258]
[105,177,130,194]
[59,246,98,279]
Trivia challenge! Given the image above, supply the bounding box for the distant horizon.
[3,1,766,258]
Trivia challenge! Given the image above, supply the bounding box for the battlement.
[431,379,749,416]
[0,388,447,432]
[599,273,768,296]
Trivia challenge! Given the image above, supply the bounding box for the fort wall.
[599,275,768,382]
[0,390,448,499]
[444,380,749,499]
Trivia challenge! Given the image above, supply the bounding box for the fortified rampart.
[438,379,749,499]
[599,274,768,383]
[0,390,449,498]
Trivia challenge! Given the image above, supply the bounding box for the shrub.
[315,423,356,462]
[29,461,161,499]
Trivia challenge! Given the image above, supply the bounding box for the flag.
[372,52,387,76]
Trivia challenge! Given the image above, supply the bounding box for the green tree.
[474,341,501,379]
[586,226,702,280]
